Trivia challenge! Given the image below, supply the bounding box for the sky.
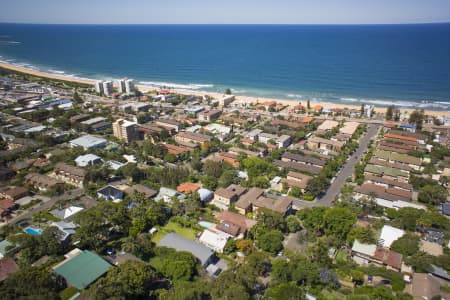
[1,0,450,25]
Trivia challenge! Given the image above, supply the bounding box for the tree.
[297,207,327,233]
[202,160,226,178]
[87,260,161,299]
[360,104,365,116]
[218,169,237,187]
[153,247,197,282]
[408,109,425,130]
[263,282,306,300]
[307,99,311,110]
[305,176,329,198]
[347,226,376,244]
[286,215,301,233]
[0,267,65,299]
[406,251,434,272]
[390,234,420,257]
[225,88,232,95]
[256,230,284,254]
[418,184,448,205]
[323,207,356,240]
[73,91,83,103]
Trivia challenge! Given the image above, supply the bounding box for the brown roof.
[384,133,417,143]
[0,258,19,282]
[271,119,304,129]
[124,184,157,198]
[216,221,241,236]
[54,162,86,178]
[235,187,264,209]
[365,174,413,191]
[354,183,411,202]
[373,247,402,269]
[253,196,293,214]
[368,158,413,172]
[215,184,247,200]
[216,210,257,231]
[1,186,28,200]
[24,173,63,188]
[0,199,15,211]
[274,160,321,175]
[176,132,212,143]
[282,152,326,166]
[410,273,441,300]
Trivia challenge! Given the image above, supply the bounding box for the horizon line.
[1,21,450,26]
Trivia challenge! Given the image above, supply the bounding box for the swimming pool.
[23,227,43,236]
[198,221,215,228]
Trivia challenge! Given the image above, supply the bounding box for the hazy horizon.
[1,0,450,25]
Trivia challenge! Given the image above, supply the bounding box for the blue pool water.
[23,227,43,236]
[198,221,215,228]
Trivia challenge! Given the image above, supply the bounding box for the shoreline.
[1,61,450,117]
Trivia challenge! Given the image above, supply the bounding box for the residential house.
[212,184,247,210]
[307,136,345,152]
[52,249,111,289]
[406,273,442,300]
[339,121,360,136]
[24,173,63,191]
[282,171,313,193]
[54,163,86,187]
[0,257,19,282]
[235,188,292,216]
[351,240,403,272]
[199,228,231,253]
[363,164,409,183]
[274,160,322,175]
[155,187,185,203]
[50,206,84,220]
[0,186,28,201]
[124,184,157,199]
[75,154,103,167]
[97,185,124,202]
[69,135,107,150]
[281,152,326,168]
[51,221,77,242]
[158,233,215,267]
[0,199,18,217]
[379,225,405,248]
[177,182,201,194]
[316,120,339,133]
[155,119,181,132]
[175,132,212,149]
[198,110,222,122]
[215,210,257,237]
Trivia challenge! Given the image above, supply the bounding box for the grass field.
[151,221,198,243]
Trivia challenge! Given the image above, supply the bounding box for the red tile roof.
[0,258,19,282]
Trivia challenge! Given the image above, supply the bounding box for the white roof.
[81,117,106,125]
[352,240,376,256]
[70,135,107,149]
[379,225,405,248]
[339,121,360,135]
[75,154,102,167]
[199,228,230,252]
[317,120,339,131]
[106,160,125,170]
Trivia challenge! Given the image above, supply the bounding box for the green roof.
[365,164,409,178]
[53,250,111,289]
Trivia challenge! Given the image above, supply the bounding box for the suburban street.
[293,123,381,209]
[6,188,84,226]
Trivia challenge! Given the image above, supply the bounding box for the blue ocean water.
[0,23,450,110]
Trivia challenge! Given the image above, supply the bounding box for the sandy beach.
[1,61,449,117]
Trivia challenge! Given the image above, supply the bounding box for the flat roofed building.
[317,120,339,132]
[112,119,137,143]
[158,233,214,267]
[70,135,107,150]
[54,162,86,186]
[212,184,247,210]
[339,121,360,136]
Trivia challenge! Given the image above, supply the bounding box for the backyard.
[151,221,199,243]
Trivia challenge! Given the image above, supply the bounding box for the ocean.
[0,23,450,110]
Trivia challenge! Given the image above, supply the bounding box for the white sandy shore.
[1,61,449,117]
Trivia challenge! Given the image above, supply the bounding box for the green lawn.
[151,221,198,243]
[335,249,348,263]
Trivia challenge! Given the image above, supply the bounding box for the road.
[293,123,381,209]
[7,188,84,226]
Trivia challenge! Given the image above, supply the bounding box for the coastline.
[1,61,449,117]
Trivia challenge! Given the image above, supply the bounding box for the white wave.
[138,80,214,90]
[48,69,65,74]
[286,93,303,98]
[340,97,359,102]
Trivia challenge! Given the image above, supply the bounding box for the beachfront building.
[102,81,113,96]
[112,119,137,143]
[125,79,135,94]
[117,79,126,94]
[95,81,104,94]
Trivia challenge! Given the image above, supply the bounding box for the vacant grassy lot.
[151,221,198,243]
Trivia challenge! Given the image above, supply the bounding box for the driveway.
[293,123,380,208]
